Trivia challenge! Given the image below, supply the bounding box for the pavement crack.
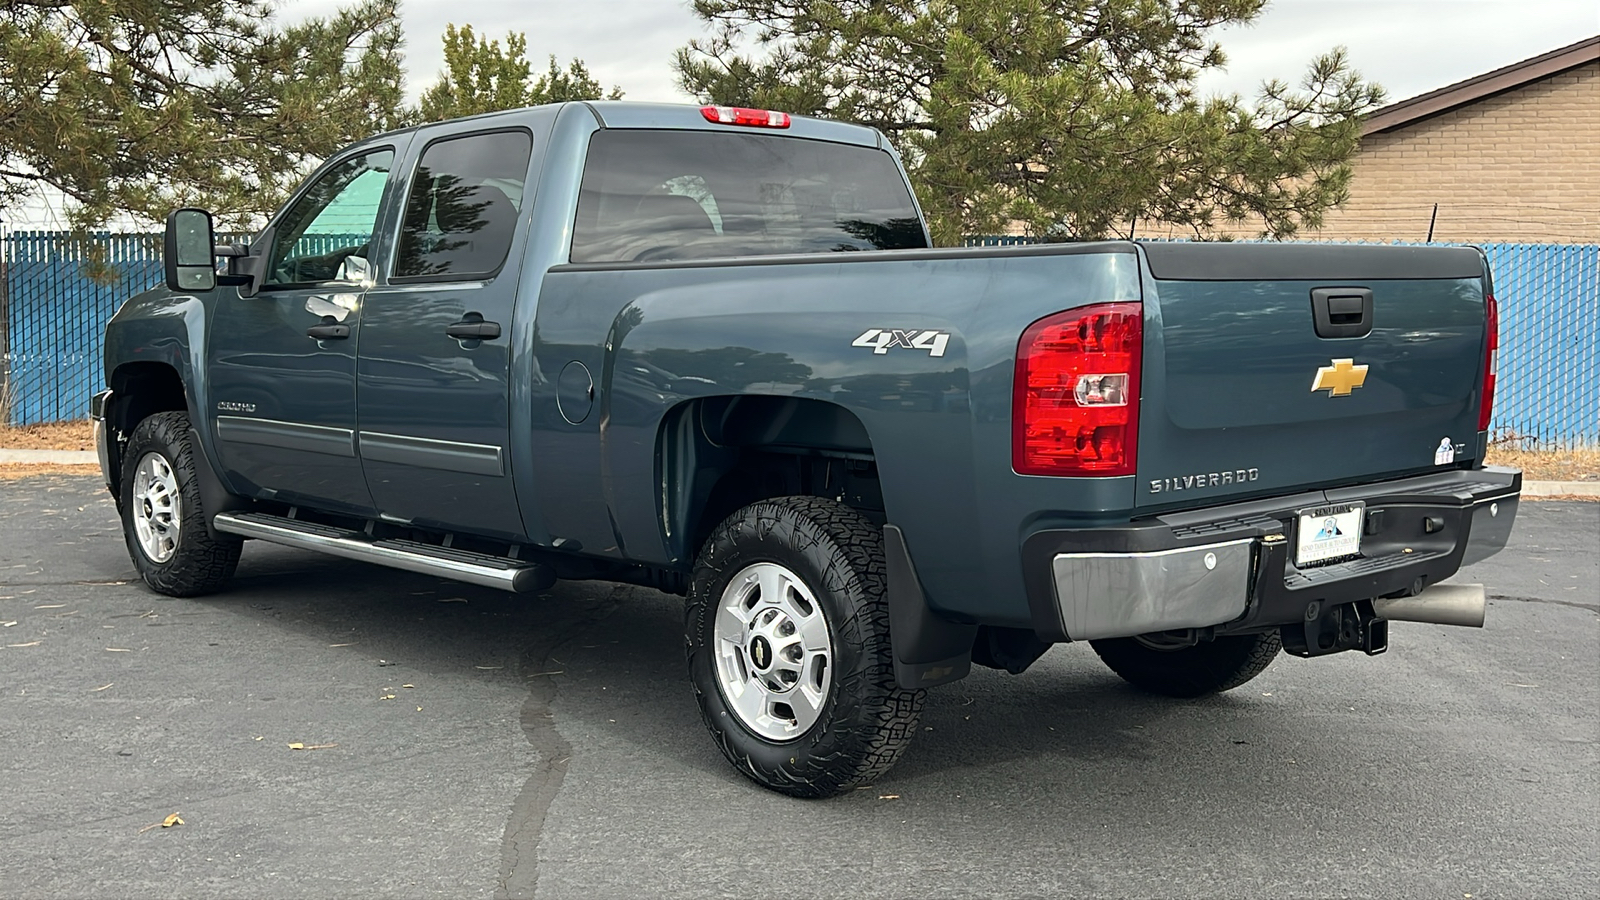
[496,586,626,900]
[1490,593,1599,612]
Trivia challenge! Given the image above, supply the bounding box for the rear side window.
[392,130,533,281]
[570,130,927,264]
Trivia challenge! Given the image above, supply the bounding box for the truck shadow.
[213,541,1382,805]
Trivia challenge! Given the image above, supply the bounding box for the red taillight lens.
[1013,303,1143,476]
[700,105,792,128]
[1478,293,1498,431]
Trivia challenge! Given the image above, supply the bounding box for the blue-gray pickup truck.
[92,101,1521,797]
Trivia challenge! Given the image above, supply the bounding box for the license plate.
[1296,502,1365,566]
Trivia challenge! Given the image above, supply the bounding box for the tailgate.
[1135,243,1489,510]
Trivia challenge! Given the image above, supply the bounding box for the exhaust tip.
[1373,583,1487,628]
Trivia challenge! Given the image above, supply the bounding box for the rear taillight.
[1013,303,1143,476]
[700,105,792,128]
[1478,293,1498,431]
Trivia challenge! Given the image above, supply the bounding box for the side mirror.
[164,208,218,292]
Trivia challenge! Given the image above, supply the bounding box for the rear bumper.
[1021,467,1521,642]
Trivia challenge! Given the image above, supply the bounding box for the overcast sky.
[6,0,1596,228]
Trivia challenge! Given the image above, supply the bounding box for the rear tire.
[118,411,242,597]
[685,496,923,798]
[1090,632,1280,698]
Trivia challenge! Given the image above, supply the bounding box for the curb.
[2,449,1596,497]
[0,449,98,464]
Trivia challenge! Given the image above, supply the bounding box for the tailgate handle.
[1311,287,1373,338]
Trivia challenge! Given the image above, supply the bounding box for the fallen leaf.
[90,683,114,692]
[416,706,423,711]
[0,621,16,627]
[401,684,414,689]
[287,742,305,750]
[7,641,41,647]
[379,694,396,700]
[162,813,184,827]
[105,647,132,652]
[254,736,264,741]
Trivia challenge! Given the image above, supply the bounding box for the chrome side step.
[212,511,556,594]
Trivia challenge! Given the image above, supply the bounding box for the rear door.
[355,127,536,539]
[1135,243,1489,509]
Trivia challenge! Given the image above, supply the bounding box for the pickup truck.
[92,101,1521,797]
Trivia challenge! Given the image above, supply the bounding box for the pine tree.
[674,0,1385,244]
[415,24,623,124]
[0,0,408,232]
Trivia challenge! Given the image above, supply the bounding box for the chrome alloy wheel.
[131,451,182,563]
[713,562,834,741]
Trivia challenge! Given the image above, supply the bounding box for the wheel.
[118,411,242,597]
[1090,631,1281,698]
[685,496,923,798]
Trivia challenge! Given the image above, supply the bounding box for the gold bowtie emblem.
[1312,358,1369,397]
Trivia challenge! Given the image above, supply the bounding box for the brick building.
[1313,36,1599,244]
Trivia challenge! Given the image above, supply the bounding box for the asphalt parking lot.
[1,475,1594,899]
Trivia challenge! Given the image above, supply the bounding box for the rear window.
[570,130,927,264]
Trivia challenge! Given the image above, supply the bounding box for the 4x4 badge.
[852,328,951,357]
[1312,358,1368,397]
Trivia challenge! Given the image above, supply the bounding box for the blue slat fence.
[2,231,1596,447]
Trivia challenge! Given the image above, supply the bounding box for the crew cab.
[92,101,1520,797]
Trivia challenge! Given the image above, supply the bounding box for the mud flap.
[884,524,977,690]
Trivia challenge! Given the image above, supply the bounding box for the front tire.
[1090,631,1281,698]
[118,411,242,597]
[685,496,922,798]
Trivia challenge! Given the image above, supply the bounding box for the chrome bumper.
[1028,466,1522,642]
[90,388,114,493]
[1051,539,1253,640]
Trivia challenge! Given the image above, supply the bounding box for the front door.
[207,143,403,515]
[356,128,534,538]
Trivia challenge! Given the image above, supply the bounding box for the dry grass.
[0,463,100,480]
[0,420,94,451]
[1485,445,1600,483]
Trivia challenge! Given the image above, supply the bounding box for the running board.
[212,511,556,594]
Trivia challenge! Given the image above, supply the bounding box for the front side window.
[266,148,393,287]
[571,130,928,264]
[392,130,533,281]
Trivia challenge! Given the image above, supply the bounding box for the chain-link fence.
[3,231,1596,446]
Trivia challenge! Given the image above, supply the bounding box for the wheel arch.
[657,395,882,565]
[107,361,191,435]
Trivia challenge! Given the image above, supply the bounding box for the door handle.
[446,312,502,341]
[307,316,351,340]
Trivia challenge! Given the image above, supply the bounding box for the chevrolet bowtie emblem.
[1312,358,1369,397]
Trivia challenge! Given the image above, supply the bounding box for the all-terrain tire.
[118,411,242,597]
[1090,631,1281,698]
[685,496,923,798]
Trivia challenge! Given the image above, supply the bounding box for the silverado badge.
[1312,358,1368,397]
